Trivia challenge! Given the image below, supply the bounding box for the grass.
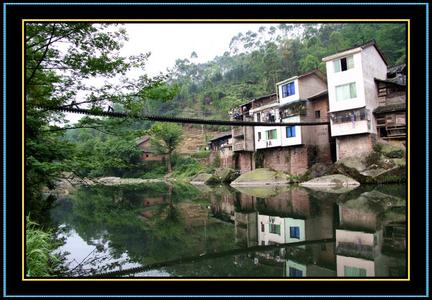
[26,216,60,277]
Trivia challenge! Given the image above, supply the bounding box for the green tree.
[25,23,173,223]
[150,123,183,173]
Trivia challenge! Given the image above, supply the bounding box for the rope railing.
[45,106,330,127]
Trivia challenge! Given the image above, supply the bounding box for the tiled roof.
[373,103,406,114]
[136,136,150,145]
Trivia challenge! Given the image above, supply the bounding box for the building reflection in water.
[135,184,407,278]
[232,186,337,277]
[336,190,406,277]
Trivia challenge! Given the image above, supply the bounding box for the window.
[289,267,303,277]
[269,224,281,235]
[290,226,300,239]
[336,82,357,101]
[261,222,265,232]
[256,112,261,122]
[344,266,367,277]
[258,132,262,141]
[266,129,277,140]
[281,81,295,97]
[315,110,321,119]
[286,126,296,138]
[333,56,354,72]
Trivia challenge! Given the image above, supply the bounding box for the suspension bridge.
[48,106,330,127]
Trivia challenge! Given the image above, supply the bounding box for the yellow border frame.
[22,19,410,282]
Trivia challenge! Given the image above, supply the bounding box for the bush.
[191,150,211,159]
[373,143,383,153]
[385,149,404,159]
[172,155,205,179]
[364,151,381,166]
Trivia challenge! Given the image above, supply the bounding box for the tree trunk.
[167,153,172,173]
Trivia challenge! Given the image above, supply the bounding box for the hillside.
[165,23,406,119]
[176,125,223,154]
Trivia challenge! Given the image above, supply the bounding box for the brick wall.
[260,146,312,175]
[220,148,234,169]
[209,148,235,169]
[339,206,378,231]
[262,148,291,173]
[336,134,376,160]
[290,146,310,175]
[309,97,333,164]
[236,152,254,173]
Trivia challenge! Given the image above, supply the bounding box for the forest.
[163,23,406,119]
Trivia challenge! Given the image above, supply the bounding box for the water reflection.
[50,182,406,278]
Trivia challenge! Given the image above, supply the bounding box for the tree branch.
[26,25,86,50]
[26,25,57,85]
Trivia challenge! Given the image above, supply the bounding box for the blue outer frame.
[3,2,429,298]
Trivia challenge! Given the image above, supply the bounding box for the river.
[50,182,406,278]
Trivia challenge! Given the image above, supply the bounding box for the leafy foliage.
[150,123,183,172]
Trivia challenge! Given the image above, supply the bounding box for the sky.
[121,23,274,76]
[65,23,275,124]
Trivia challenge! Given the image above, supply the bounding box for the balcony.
[330,108,371,137]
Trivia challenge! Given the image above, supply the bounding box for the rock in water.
[300,174,360,193]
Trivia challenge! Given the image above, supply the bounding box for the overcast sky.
[121,23,274,76]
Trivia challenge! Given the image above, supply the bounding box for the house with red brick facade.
[251,70,332,175]
[136,136,166,162]
[229,70,333,175]
[322,40,389,160]
[207,132,234,169]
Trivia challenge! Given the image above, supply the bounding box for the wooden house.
[373,64,406,142]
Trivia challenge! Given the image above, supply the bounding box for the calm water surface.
[50,182,406,278]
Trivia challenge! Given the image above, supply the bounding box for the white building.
[258,214,305,246]
[322,40,388,160]
[249,93,281,150]
[276,70,328,148]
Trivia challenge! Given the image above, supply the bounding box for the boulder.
[211,168,240,184]
[332,161,370,184]
[230,168,292,186]
[190,173,213,185]
[336,156,367,172]
[300,174,360,191]
[300,162,334,181]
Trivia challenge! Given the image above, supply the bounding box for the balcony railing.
[330,108,370,124]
